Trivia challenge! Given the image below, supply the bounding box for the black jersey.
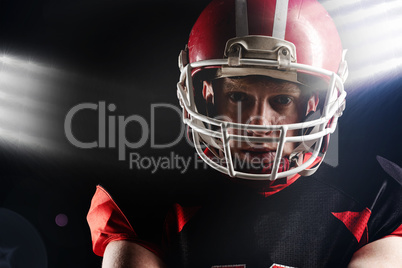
[162,157,402,268]
[87,157,402,268]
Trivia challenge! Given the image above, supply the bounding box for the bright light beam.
[321,0,362,13]
[322,0,402,86]
[0,54,59,151]
[347,56,402,84]
[331,0,402,28]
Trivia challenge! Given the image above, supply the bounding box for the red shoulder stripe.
[87,185,137,256]
[87,186,166,258]
[331,208,371,244]
[174,203,201,233]
[384,223,402,238]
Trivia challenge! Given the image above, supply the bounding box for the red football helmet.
[177,0,348,181]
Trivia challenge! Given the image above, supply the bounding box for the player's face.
[203,76,318,173]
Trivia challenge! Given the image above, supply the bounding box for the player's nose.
[246,101,274,136]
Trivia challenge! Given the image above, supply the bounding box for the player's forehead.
[213,75,301,93]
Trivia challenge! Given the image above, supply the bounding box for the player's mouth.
[232,148,281,174]
[241,148,276,161]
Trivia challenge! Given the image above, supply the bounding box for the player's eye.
[272,95,293,106]
[228,92,247,103]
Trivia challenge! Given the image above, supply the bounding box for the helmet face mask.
[177,0,348,181]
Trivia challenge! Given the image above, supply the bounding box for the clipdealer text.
[64,101,187,161]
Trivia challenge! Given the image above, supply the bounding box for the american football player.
[87,0,402,267]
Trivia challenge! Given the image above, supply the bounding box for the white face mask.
[177,36,347,181]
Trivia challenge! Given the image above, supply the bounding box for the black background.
[0,0,401,267]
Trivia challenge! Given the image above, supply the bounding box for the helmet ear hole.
[193,69,220,118]
[202,81,214,104]
[305,92,319,116]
